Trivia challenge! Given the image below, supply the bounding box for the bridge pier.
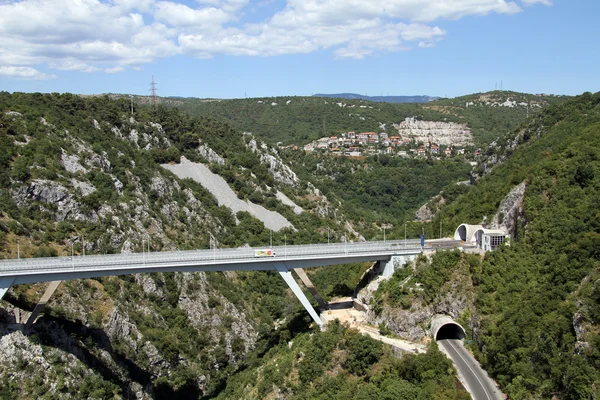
[24,280,62,329]
[0,276,15,301]
[275,263,323,327]
[293,268,326,309]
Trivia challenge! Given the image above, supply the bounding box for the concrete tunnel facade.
[430,314,467,341]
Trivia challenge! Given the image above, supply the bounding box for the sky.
[0,0,598,99]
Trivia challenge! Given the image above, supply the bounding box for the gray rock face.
[61,150,88,174]
[71,179,96,196]
[393,118,473,146]
[177,272,258,359]
[414,202,435,222]
[246,133,300,187]
[197,143,225,165]
[14,179,70,205]
[489,181,526,234]
[11,179,91,222]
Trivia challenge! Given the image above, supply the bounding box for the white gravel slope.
[162,157,293,232]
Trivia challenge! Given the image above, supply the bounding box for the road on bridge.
[0,239,426,282]
[439,339,504,400]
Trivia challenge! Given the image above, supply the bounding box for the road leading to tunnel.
[439,339,504,400]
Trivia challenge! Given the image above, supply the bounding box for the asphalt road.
[439,339,504,400]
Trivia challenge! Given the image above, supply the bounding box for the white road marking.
[446,340,492,400]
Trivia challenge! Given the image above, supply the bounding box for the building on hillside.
[431,145,440,154]
[454,224,510,251]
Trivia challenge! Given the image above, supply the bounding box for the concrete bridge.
[0,239,428,328]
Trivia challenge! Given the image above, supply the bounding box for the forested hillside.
[158,91,562,147]
[0,92,467,399]
[375,92,600,399]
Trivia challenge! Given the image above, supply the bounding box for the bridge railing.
[0,239,422,276]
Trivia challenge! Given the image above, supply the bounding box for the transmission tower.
[149,75,158,105]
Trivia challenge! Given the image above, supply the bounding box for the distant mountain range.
[313,93,440,103]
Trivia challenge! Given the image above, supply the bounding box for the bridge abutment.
[0,276,15,301]
[380,254,418,278]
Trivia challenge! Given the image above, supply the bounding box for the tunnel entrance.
[430,315,467,341]
[435,323,466,340]
[456,225,467,241]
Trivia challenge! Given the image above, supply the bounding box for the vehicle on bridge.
[254,249,276,257]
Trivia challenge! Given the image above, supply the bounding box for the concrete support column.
[25,280,62,329]
[293,268,326,309]
[381,255,418,278]
[275,263,323,327]
[0,276,15,301]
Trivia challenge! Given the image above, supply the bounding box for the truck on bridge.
[254,249,276,257]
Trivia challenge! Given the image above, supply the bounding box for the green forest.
[161,91,560,148]
[376,92,600,399]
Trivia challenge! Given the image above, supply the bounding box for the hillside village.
[301,117,477,159]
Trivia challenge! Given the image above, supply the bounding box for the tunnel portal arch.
[430,315,466,341]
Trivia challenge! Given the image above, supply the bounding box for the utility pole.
[130,95,134,116]
[270,230,272,248]
[440,219,442,239]
[17,238,20,261]
[405,223,407,248]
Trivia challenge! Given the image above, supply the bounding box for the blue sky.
[0,0,597,98]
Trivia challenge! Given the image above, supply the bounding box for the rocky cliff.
[393,118,473,146]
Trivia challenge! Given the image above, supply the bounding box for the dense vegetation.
[413,92,600,398]
[214,321,470,400]
[0,91,471,398]
[159,91,560,148]
[284,150,471,231]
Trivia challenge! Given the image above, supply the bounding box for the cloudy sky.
[0,0,597,98]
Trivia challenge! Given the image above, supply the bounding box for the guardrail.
[0,239,423,277]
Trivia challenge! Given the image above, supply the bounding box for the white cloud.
[521,0,552,6]
[0,0,549,77]
[0,66,56,80]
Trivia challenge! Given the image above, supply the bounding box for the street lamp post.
[142,240,145,265]
[405,223,407,248]
[344,233,347,255]
[16,239,20,261]
[210,233,216,262]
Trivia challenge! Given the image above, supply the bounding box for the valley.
[0,90,599,400]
